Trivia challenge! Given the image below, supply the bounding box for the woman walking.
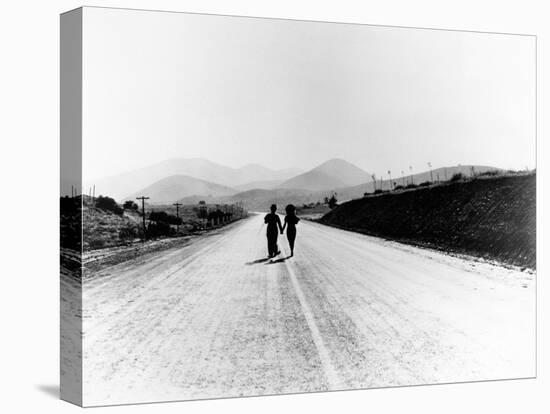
[281,204,300,257]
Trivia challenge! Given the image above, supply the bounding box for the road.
[80,213,535,406]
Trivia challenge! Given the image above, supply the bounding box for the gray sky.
[83,7,536,181]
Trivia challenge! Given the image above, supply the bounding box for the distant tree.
[328,194,338,209]
[123,200,138,210]
[149,211,182,225]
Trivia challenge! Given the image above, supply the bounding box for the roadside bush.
[147,221,173,238]
[374,189,384,194]
[418,181,432,187]
[405,183,418,189]
[96,196,123,215]
[394,185,404,191]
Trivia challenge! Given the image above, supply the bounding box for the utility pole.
[172,202,182,233]
[428,162,433,183]
[409,166,414,185]
[401,171,405,186]
[444,168,448,181]
[136,196,150,241]
[371,174,377,191]
[388,170,392,190]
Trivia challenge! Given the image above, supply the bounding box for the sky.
[82,7,536,181]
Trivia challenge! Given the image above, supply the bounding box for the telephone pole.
[409,166,414,185]
[428,162,433,183]
[387,170,392,190]
[172,202,182,233]
[136,196,150,241]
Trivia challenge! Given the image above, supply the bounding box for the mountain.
[86,158,302,201]
[224,188,321,212]
[176,164,506,212]
[125,175,237,204]
[234,179,284,192]
[279,159,370,191]
[234,164,302,183]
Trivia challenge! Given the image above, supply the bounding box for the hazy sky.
[82,7,536,181]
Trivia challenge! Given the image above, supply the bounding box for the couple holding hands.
[264,204,300,258]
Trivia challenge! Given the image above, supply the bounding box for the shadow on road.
[245,258,270,265]
[266,256,292,264]
[246,255,292,265]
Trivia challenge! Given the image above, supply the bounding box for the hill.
[234,164,302,184]
[125,175,237,204]
[334,165,503,201]
[86,158,301,201]
[175,164,507,213]
[279,159,370,191]
[223,188,322,212]
[320,173,535,268]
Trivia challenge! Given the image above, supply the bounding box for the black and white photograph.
[58,5,536,408]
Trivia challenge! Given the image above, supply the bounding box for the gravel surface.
[75,214,535,406]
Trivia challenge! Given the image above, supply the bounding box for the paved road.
[81,214,535,406]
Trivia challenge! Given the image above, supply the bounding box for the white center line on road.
[284,259,343,389]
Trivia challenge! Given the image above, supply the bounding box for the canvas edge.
[60,7,83,407]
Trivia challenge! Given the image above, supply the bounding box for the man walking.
[264,204,283,258]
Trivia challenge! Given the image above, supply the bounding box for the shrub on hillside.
[119,223,139,240]
[96,196,123,215]
[394,185,404,191]
[450,172,465,182]
[418,181,432,187]
[123,200,139,210]
[374,189,384,194]
[88,238,106,249]
[147,221,173,238]
[478,170,502,177]
[405,183,418,189]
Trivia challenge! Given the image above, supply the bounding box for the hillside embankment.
[320,174,535,269]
